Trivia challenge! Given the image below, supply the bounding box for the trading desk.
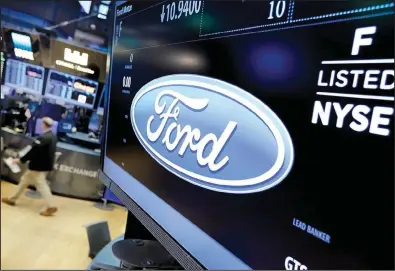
[1,127,104,200]
[67,131,100,144]
[67,132,100,149]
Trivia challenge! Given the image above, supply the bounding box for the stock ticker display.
[5,58,45,94]
[106,0,394,269]
[45,70,98,108]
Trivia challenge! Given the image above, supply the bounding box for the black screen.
[105,1,394,269]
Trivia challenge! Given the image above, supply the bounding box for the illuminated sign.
[74,81,96,93]
[52,41,107,81]
[285,256,308,270]
[131,74,294,194]
[55,48,94,74]
[117,4,132,17]
[311,26,394,137]
[14,48,34,60]
[64,48,88,66]
[55,60,94,74]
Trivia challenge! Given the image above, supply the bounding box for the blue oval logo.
[131,74,294,194]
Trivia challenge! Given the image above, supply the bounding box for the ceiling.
[1,0,112,52]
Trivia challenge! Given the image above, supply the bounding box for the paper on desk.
[3,157,21,173]
[18,145,32,158]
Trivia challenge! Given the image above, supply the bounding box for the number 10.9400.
[165,0,202,22]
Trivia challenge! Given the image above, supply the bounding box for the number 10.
[268,0,286,19]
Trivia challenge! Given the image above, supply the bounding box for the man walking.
[2,117,58,216]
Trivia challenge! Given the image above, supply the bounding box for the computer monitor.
[10,32,34,61]
[101,1,394,270]
[44,69,98,109]
[27,101,40,115]
[58,119,75,134]
[88,111,102,133]
[4,59,45,95]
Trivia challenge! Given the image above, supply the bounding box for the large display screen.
[4,58,44,94]
[104,1,394,269]
[45,69,98,109]
[2,28,43,65]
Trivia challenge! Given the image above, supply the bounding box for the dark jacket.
[20,131,57,172]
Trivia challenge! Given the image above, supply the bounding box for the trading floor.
[1,181,127,270]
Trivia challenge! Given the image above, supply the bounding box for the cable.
[46,13,98,31]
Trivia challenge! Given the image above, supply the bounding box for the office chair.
[85,220,112,259]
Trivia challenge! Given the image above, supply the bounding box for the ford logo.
[131,74,294,194]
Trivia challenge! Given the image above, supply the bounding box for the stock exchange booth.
[1,30,108,201]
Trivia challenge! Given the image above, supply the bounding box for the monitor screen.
[88,111,102,132]
[28,101,40,114]
[45,69,98,109]
[4,58,44,95]
[11,32,34,61]
[58,119,75,133]
[98,4,110,19]
[103,1,394,270]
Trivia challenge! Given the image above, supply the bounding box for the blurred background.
[0,1,129,269]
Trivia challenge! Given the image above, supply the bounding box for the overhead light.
[97,4,109,19]
[79,1,92,14]
[98,4,109,15]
